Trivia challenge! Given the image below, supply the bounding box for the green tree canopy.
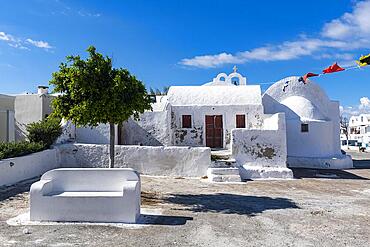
[50,46,152,167]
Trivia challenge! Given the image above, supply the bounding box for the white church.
[120,67,353,179]
[58,67,353,180]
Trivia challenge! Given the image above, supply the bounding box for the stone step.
[207,167,242,182]
[211,159,237,168]
[211,154,232,161]
[208,167,240,176]
[208,174,242,183]
[211,150,233,161]
[239,165,293,180]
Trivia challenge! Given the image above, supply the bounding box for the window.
[182,115,192,128]
[361,116,364,122]
[236,115,246,128]
[301,123,309,132]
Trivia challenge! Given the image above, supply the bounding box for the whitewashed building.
[121,70,353,178]
[0,94,15,142]
[57,69,353,179]
[263,76,352,169]
[123,69,264,149]
[346,114,370,149]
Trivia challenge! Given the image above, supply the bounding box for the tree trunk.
[109,123,115,168]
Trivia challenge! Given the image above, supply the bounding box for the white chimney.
[37,86,49,95]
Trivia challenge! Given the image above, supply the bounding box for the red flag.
[301,72,319,84]
[323,62,345,74]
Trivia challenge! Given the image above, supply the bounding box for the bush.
[26,116,63,148]
[0,141,45,160]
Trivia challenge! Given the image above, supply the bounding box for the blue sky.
[0,0,369,115]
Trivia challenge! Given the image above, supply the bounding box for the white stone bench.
[30,168,141,223]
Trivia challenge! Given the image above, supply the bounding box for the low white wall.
[57,122,118,145]
[57,144,211,177]
[122,111,171,146]
[0,149,59,187]
[232,113,287,168]
[287,155,353,169]
[76,124,118,145]
[232,129,287,167]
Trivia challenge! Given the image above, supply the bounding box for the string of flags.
[281,53,370,92]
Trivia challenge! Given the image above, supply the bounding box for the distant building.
[345,114,370,149]
[0,94,15,142]
[0,86,54,142]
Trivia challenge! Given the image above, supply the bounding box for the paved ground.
[0,151,370,247]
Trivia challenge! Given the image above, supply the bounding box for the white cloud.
[26,38,52,49]
[77,10,101,17]
[359,97,370,109]
[0,31,53,51]
[341,97,370,117]
[0,31,28,49]
[180,38,349,68]
[315,53,354,61]
[181,52,243,68]
[322,0,370,40]
[8,43,29,50]
[180,0,370,68]
[0,31,14,42]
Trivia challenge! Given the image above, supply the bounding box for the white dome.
[281,96,326,120]
[263,76,332,120]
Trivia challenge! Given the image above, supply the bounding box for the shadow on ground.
[0,177,39,201]
[139,214,193,225]
[164,193,299,216]
[291,168,369,180]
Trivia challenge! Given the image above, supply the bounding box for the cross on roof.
[233,65,238,73]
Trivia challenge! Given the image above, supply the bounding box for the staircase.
[207,150,242,182]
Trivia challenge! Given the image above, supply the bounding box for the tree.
[162,86,170,95]
[26,116,62,148]
[50,46,152,168]
[340,115,349,149]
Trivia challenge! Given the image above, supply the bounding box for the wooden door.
[205,115,223,148]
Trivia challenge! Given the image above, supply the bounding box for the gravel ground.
[0,152,369,247]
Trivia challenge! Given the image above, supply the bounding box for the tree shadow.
[138,214,193,226]
[122,118,163,146]
[291,168,369,180]
[164,193,299,216]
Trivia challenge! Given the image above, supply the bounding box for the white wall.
[0,110,14,142]
[285,119,339,158]
[57,144,211,177]
[231,113,287,168]
[122,110,171,146]
[74,124,118,145]
[263,77,343,159]
[0,149,59,187]
[8,110,15,142]
[14,94,53,141]
[0,94,15,142]
[170,104,264,148]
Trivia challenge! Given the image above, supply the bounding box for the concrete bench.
[30,168,141,223]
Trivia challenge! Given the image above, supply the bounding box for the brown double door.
[205,115,223,148]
